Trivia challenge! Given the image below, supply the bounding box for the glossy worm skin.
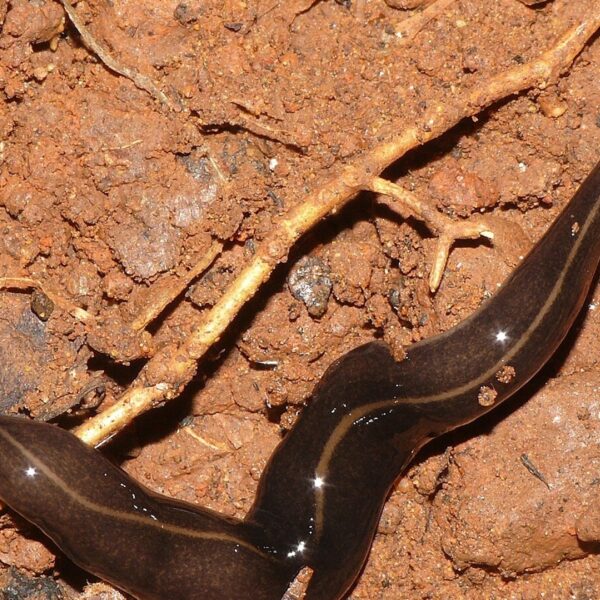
[0,161,598,599]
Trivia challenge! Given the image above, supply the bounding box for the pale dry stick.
[394,0,457,46]
[130,241,223,332]
[59,0,172,108]
[281,567,313,600]
[76,13,600,447]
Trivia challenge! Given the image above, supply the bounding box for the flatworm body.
[0,161,598,599]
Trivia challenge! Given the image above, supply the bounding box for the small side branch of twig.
[393,0,458,46]
[368,178,493,292]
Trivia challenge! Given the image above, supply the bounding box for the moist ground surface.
[0,0,599,598]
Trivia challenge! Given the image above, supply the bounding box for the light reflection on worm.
[0,161,598,599]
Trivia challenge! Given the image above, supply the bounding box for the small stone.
[102,270,133,301]
[173,3,198,24]
[428,159,500,216]
[32,65,51,82]
[224,22,243,32]
[538,95,568,119]
[30,289,54,321]
[287,256,332,318]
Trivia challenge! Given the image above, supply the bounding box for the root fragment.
[59,0,172,108]
[393,0,457,46]
[0,243,221,363]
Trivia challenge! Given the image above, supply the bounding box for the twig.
[75,14,600,447]
[368,178,493,291]
[280,567,313,600]
[393,0,458,46]
[0,243,221,361]
[130,242,223,332]
[59,0,172,108]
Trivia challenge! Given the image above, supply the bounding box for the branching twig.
[368,178,493,291]
[75,14,600,447]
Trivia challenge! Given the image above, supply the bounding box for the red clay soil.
[0,0,599,598]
